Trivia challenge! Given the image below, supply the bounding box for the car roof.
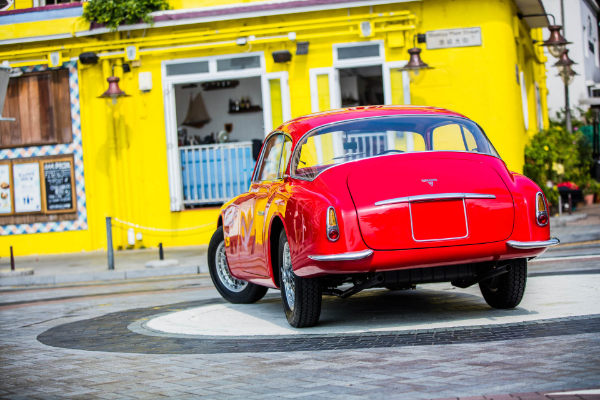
[277,106,469,143]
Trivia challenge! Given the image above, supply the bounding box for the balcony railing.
[180,142,254,205]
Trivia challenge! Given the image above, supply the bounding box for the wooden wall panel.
[0,69,73,149]
[55,69,72,144]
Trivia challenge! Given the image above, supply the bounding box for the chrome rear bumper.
[308,250,374,261]
[506,238,560,249]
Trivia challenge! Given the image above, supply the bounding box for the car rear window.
[291,115,500,180]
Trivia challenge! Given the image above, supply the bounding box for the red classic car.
[207,106,559,327]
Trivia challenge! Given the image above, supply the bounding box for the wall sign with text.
[13,163,42,213]
[426,27,482,50]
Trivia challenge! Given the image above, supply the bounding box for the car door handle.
[257,211,265,216]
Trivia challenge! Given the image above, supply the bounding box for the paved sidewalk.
[551,204,600,244]
[0,246,208,286]
[1,204,599,288]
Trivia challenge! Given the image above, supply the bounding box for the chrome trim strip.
[308,249,373,261]
[375,193,496,206]
[507,238,560,249]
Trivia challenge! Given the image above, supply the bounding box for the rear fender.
[506,173,552,242]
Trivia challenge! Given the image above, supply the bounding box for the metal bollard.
[568,193,572,215]
[159,243,164,260]
[10,246,15,271]
[106,217,114,270]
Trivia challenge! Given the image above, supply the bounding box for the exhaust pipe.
[452,264,511,289]
[323,274,384,299]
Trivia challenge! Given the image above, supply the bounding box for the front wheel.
[479,258,527,309]
[279,230,322,327]
[208,226,268,304]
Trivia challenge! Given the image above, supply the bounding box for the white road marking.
[545,389,600,395]
[532,254,600,262]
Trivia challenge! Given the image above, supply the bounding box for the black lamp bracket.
[413,33,426,48]
[518,13,557,25]
[111,63,131,76]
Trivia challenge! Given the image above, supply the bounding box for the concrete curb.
[0,264,210,287]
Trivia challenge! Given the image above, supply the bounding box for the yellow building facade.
[0,0,550,257]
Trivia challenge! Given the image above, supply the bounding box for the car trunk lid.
[347,155,514,250]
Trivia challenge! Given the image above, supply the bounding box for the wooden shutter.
[0,69,72,149]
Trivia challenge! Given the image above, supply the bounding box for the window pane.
[217,56,261,71]
[256,135,284,181]
[432,124,479,152]
[279,136,293,177]
[337,44,380,60]
[166,61,209,76]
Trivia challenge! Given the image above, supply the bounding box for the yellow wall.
[0,0,549,256]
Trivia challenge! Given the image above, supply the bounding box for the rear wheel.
[279,230,322,327]
[479,258,527,309]
[208,226,268,304]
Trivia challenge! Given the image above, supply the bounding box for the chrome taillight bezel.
[326,206,340,242]
[535,191,549,227]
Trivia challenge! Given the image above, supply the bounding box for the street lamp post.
[560,0,572,133]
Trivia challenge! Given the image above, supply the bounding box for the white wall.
[174,76,264,143]
[541,0,600,118]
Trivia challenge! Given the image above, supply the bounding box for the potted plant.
[82,0,170,32]
[582,179,596,206]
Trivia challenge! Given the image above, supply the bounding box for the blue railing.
[180,142,254,204]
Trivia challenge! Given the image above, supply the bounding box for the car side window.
[255,134,285,181]
[432,124,478,152]
[278,136,293,178]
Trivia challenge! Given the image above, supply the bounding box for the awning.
[516,0,550,28]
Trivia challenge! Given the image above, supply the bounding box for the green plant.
[523,109,594,205]
[82,0,170,32]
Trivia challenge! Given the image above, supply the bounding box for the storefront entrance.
[308,41,412,161]
[162,53,290,211]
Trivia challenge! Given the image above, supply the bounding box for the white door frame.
[383,61,410,105]
[261,71,291,132]
[309,67,341,113]
[161,52,291,211]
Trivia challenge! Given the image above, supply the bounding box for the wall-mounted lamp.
[520,13,571,58]
[99,64,130,104]
[402,34,431,73]
[79,52,99,65]
[272,50,292,63]
[296,42,309,55]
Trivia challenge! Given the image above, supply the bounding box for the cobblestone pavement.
[1,260,600,399]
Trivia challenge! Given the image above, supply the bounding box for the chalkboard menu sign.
[43,159,75,213]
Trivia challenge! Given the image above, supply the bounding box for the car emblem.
[422,179,437,187]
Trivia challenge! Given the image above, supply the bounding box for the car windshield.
[291,115,500,180]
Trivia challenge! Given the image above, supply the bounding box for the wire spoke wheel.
[281,242,295,311]
[215,241,248,293]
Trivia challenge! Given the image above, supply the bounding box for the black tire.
[479,258,527,309]
[279,230,322,327]
[208,226,268,304]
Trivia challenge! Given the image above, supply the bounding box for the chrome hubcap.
[216,241,248,292]
[281,242,295,310]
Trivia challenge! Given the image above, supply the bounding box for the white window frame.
[332,40,385,68]
[520,71,529,131]
[161,52,291,211]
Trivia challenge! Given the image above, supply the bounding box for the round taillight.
[328,229,339,240]
[537,213,548,226]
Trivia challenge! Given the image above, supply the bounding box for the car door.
[238,133,287,278]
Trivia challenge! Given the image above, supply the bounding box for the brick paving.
[1,270,599,399]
